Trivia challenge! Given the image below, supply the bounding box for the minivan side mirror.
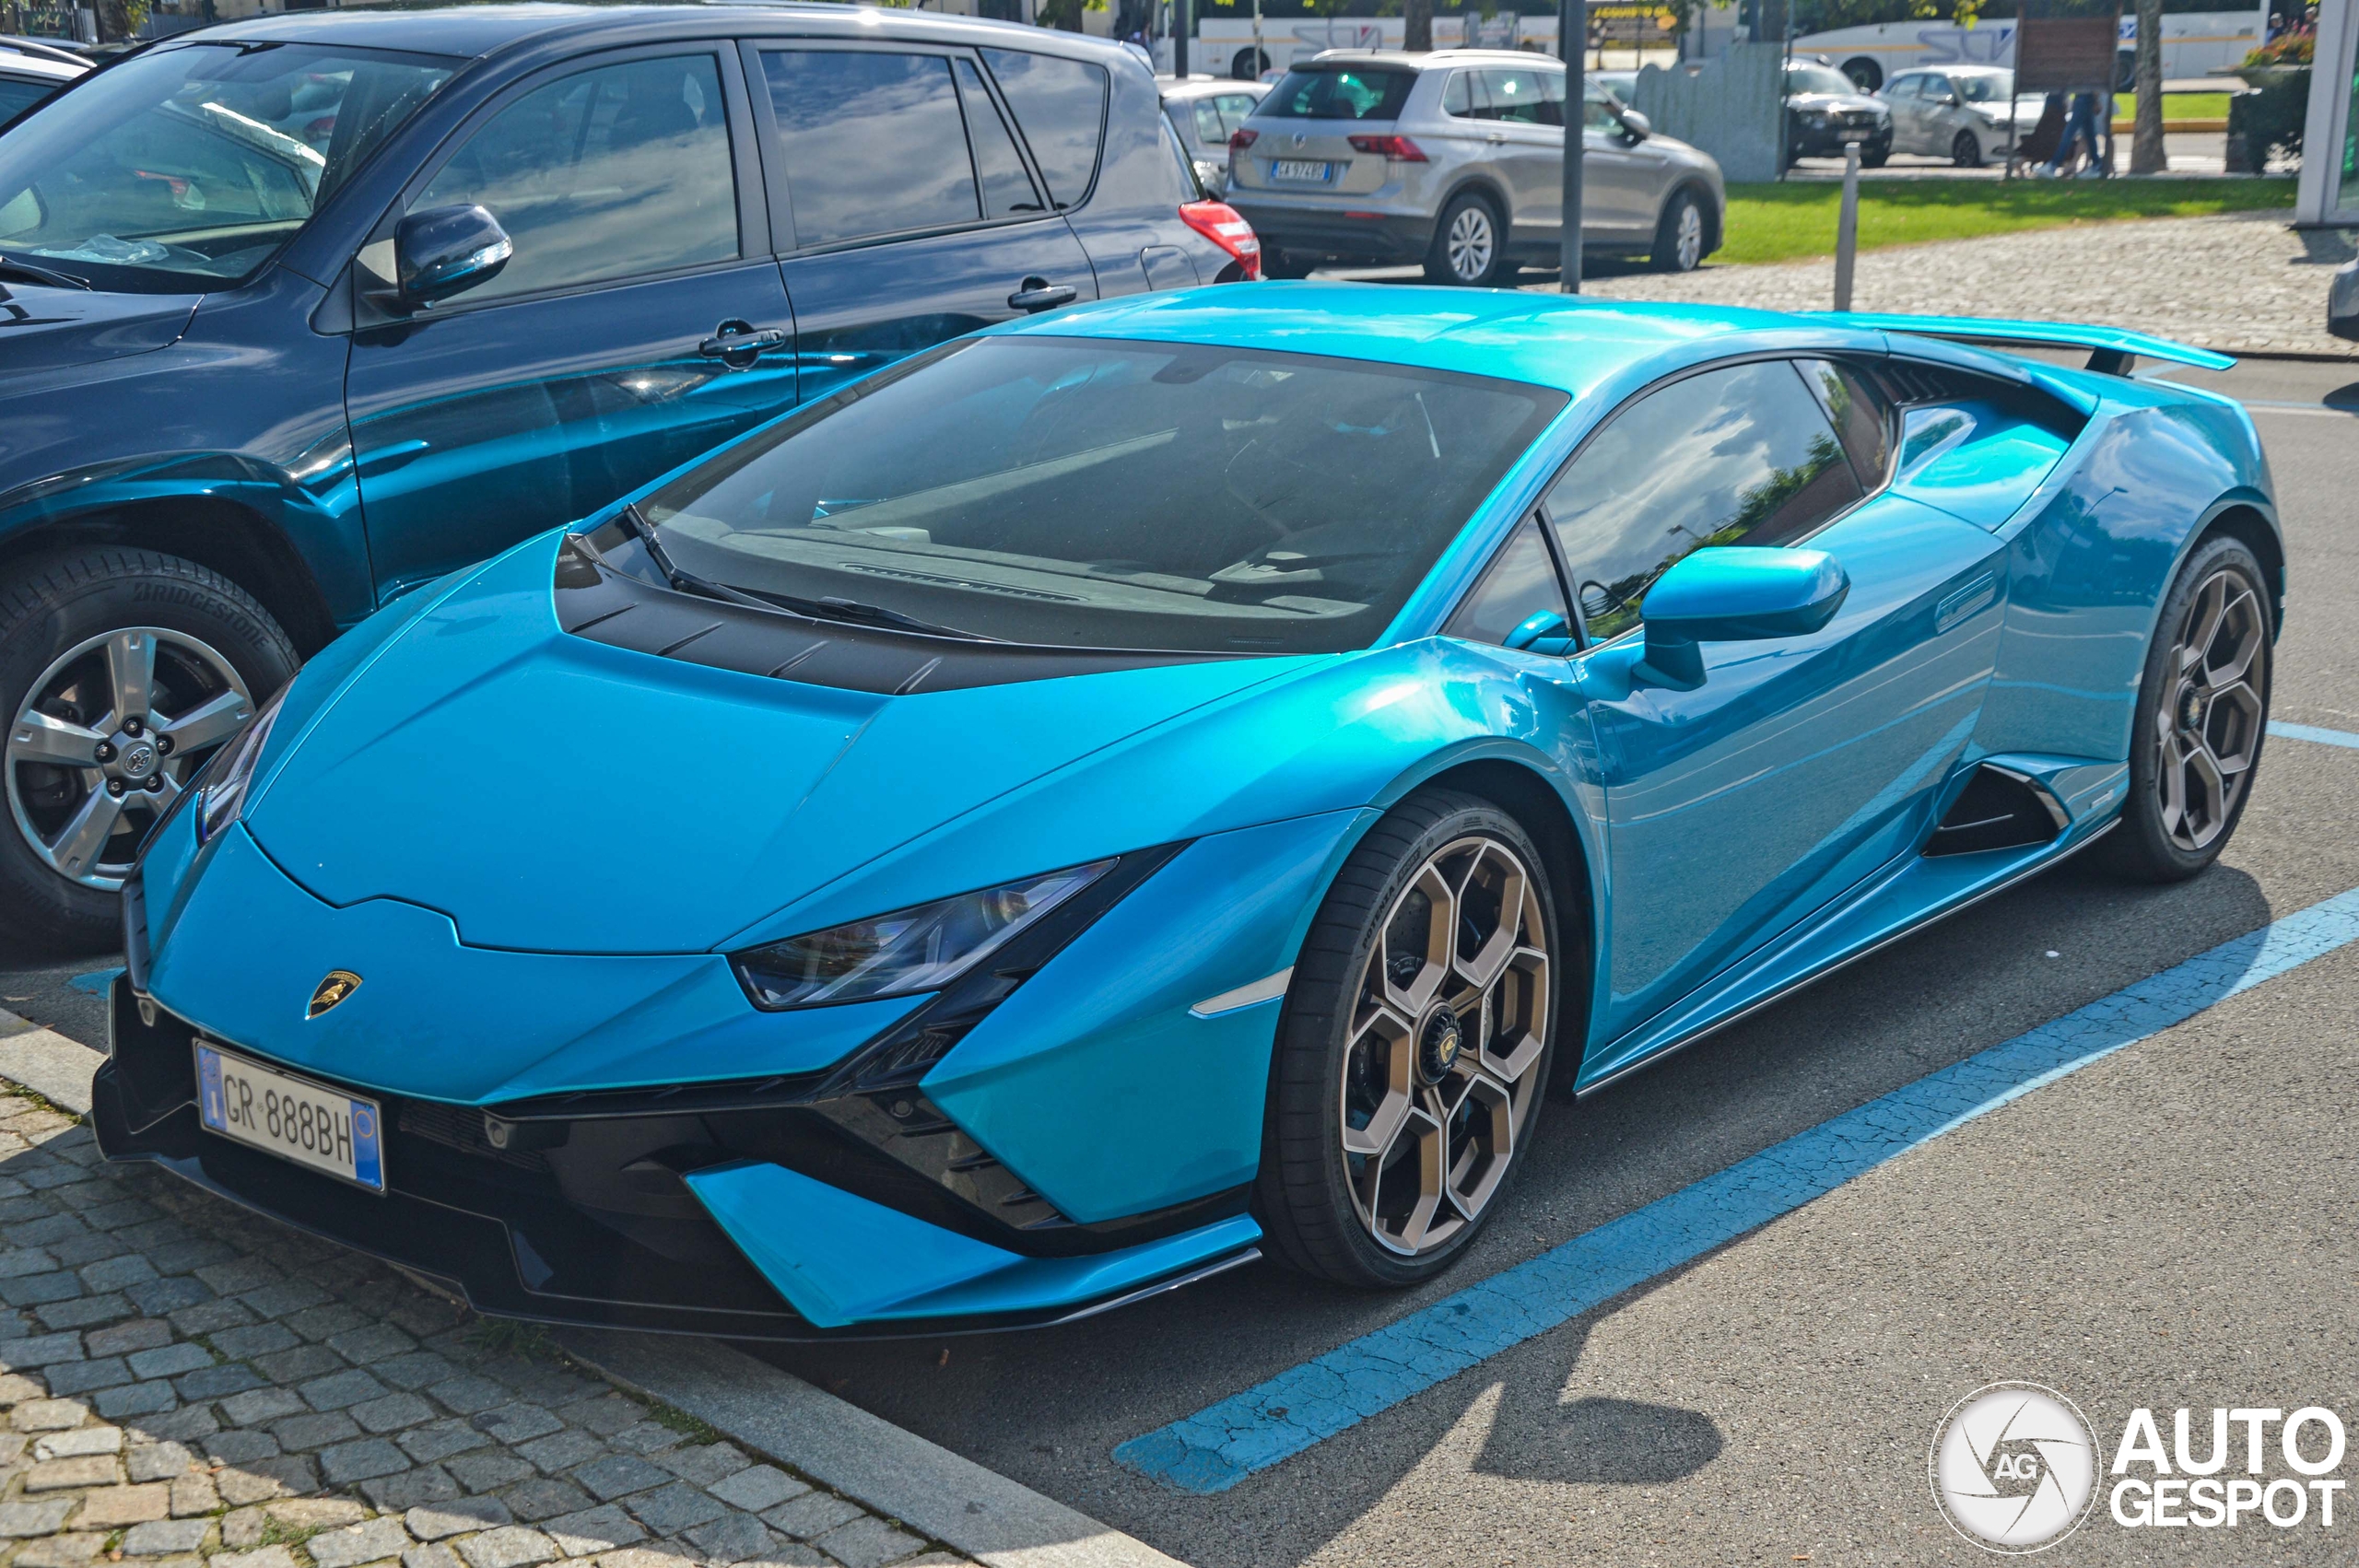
[391,204,512,308]
[1618,109,1651,142]
[1635,547,1849,689]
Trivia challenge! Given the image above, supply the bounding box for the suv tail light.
[1229,127,1258,151]
[1347,134,1427,161]
[1178,199,1262,281]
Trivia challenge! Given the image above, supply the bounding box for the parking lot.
[3,358,2353,1565]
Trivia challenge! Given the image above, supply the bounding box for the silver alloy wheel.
[1446,205,1496,284]
[6,627,253,891]
[1673,199,1705,271]
[1340,834,1550,1256]
[2154,568,2266,852]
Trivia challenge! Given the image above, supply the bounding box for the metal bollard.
[1832,138,1861,314]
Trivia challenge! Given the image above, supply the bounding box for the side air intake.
[1924,765,2069,857]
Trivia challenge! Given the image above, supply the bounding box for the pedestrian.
[2043,88,2105,176]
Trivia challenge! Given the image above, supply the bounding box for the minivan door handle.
[1008,277,1078,314]
[698,321,788,367]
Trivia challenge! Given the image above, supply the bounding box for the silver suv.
[1226,50,1725,286]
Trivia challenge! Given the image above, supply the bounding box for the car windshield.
[642,336,1566,655]
[1954,72,2016,101]
[1788,64,1858,96]
[1261,66,1417,121]
[0,41,456,294]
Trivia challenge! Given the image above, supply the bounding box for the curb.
[562,1332,1188,1568]
[0,1009,102,1116]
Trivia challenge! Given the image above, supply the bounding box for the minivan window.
[953,58,1044,220]
[1262,67,1416,121]
[979,48,1107,209]
[642,336,1566,655]
[764,51,980,246]
[414,53,736,304]
[0,41,455,294]
[1546,360,1862,641]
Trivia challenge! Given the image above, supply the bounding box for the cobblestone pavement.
[1573,210,2359,357]
[0,1088,978,1568]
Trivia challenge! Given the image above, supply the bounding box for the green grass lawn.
[1717,178,2295,266]
[2114,90,2235,122]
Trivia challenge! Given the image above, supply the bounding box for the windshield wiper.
[0,256,89,291]
[616,507,994,642]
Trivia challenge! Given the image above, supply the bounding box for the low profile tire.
[1426,192,1508,287]
[1256,789,1561,1288]
[2102,534,2273,883]
[1860,136,1892,168]
[1649,188,1708,273]
[0,548,299,953]
[1952,128,1984,169]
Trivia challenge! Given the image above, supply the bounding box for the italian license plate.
[195,1042,385,1191]
[1271,159,1332,182]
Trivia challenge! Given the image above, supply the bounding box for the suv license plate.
[1271,159,1332,182]
[196,1042,386,1191]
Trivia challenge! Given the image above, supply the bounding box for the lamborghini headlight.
[731,860,1115,1010]
[194,685,288,846]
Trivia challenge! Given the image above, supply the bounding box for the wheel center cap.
[115,739,157,780]
[1416,1008,1464,1085]
[2179,687,2207,731]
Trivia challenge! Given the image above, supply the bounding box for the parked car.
[0,3,1260,951]
[0,35,84,121]
[1880,64,2040,169]
[2331,254,2358,343]
[1162,73,1267,198]
[100,290,2279,1333]
[1783,57,1893,166]
[1225,50,1724,286]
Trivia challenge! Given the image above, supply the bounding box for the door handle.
[1008,277,1078,314]
[698,322,788,364]
[1485,131,1508,143]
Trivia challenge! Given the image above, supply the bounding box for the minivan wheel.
[1649,189,1708,273]
[1952,128,1984,169]
[1426,193,1507,287]
[0,548,299,953]
[1255,788,1559,1288]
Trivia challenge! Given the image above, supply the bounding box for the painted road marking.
[1115,885,2359,1493]
[2271,720,2359,751]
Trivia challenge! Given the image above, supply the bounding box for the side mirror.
[1635,548,1849,689]
[1503,609,1577,656]
[390,204,511,309]
[1618,109,1651,141]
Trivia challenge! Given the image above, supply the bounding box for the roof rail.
[1809,311,2236,374]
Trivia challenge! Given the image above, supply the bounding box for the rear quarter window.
[980,48,1108,209]
[1262,67,1416,121]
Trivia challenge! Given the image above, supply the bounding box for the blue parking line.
[1114,884,2359,1494]
[2271,720,2359,752]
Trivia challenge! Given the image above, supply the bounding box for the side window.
[1441,70,1478,118]
[1191,98,1226,144]
[1445,517,1572,648]
[1214,93,1259,134]
[954,58,1045,220]
[1580,96,1623,134]
[1798,358,1894,486]
[763,51,978,246]
[1478,67,1560,126]
[1545,360,1863,641]
[1159,115,1203,200]
[412,53,736,303]
[980,48,1108,209]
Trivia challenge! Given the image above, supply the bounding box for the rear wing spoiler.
[1809,312,2236,375]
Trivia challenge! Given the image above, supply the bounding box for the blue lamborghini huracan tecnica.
[99,286,2279,1337]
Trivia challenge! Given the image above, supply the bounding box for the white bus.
[1791,2,2270,90]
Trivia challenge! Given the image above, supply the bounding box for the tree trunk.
[94,0,130,42]
[2130,0,2166,173]
[1755,0,1788,48]
[1405,0,1432,53]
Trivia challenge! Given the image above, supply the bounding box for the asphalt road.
[2,359,2353,1567]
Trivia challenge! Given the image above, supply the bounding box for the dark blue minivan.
[0,4,1259,947]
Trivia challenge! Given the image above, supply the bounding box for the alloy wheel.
[1447,205,1496,284]
[6,627,253,890]
[1673,201,1705,271]
[1339,834,1550,1256]
[2154,568,2266,852]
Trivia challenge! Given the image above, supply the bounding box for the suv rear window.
[1262,66,1416,121]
